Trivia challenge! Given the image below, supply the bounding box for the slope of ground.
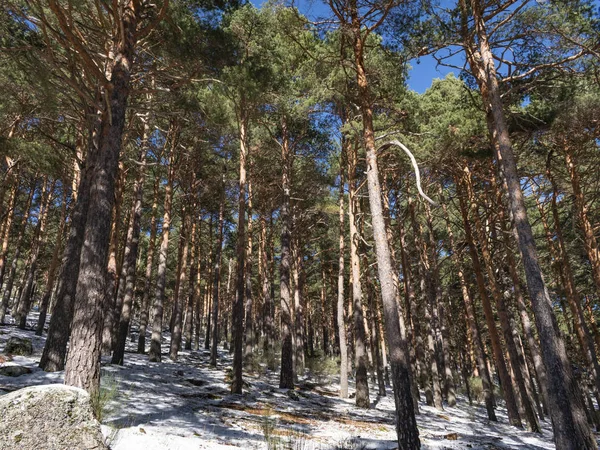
[0,316,562,449]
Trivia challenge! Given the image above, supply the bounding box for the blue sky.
[249,0,460,93]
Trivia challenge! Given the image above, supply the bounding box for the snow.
[0,316,571,449]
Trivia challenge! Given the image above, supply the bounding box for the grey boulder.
[0,384,108,450]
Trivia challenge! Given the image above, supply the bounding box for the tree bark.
[279,116,294,390]
[348,141,369,408]
[36,186,68,335]
[350,15,420,446]
[112,146,147,365]
[232,105,249,394]
[211,191,225,367]
[138,171,160,353]
[16,178,53,329]
[442,185,496,420]
[461,1,595,445]
[337,159,349,398]
[64,0,138,395]
[149,123,177,362]
[169,212,189,361]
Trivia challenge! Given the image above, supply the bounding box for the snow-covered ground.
[0,315,565,449]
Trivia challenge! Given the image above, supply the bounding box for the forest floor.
[0,314,565,450]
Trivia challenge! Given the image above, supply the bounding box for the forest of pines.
[0,0,599,449]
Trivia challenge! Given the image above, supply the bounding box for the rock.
[0,384,108,450]
[0,365,32,377]
[4,337,33,356]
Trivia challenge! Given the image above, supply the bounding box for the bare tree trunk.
[461,1,595,445]
[64,1,139,395]
[458,172,522,427]
[348,141,369,408]
[261,214,275,367]
[211,186,225,367]
[0,181,18,294]
[337,160,349,398]
[351,19,420,446]
[138,173,160,354]
[244,179,254,362]
[366,263,386,397]
[102,161,125,355]
[36,186,68,335]
[149,123,177,362]
[0,178,36,323]
[293,242,306,378]
[17,178,53,329]
[279,116,294,390]
[232,106,249,394]
[170,212,189,361]
[442,186,496,420]
[184,219,198,351]
[112,146,147,365]
[39,128,95,372]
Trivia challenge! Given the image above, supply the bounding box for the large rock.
[0,384,108,450]
[4,337,33,355]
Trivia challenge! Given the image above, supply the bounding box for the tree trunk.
[16,178,53,329]
[102,161,125,355]
[337,159,349,398]
[232,106,249,394]
[293,242,306,378]
[184,219,198,351]
[64,1,138,395]
[169,212,189,361]
[112,146,147,365]
[0,181,18,295]
[244,179,254,362]
[0,178,36,324]
[210,194,225,366]
[138,172,160,354]
[351,20,420,447]
[462,1,596,445]
[348,141,369,408]
[442,186,496,420]
[39,134,94,372]
[36,186,68,335]
[458,172,522,427]
[279,116,294,390]
[149,123,178,362]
